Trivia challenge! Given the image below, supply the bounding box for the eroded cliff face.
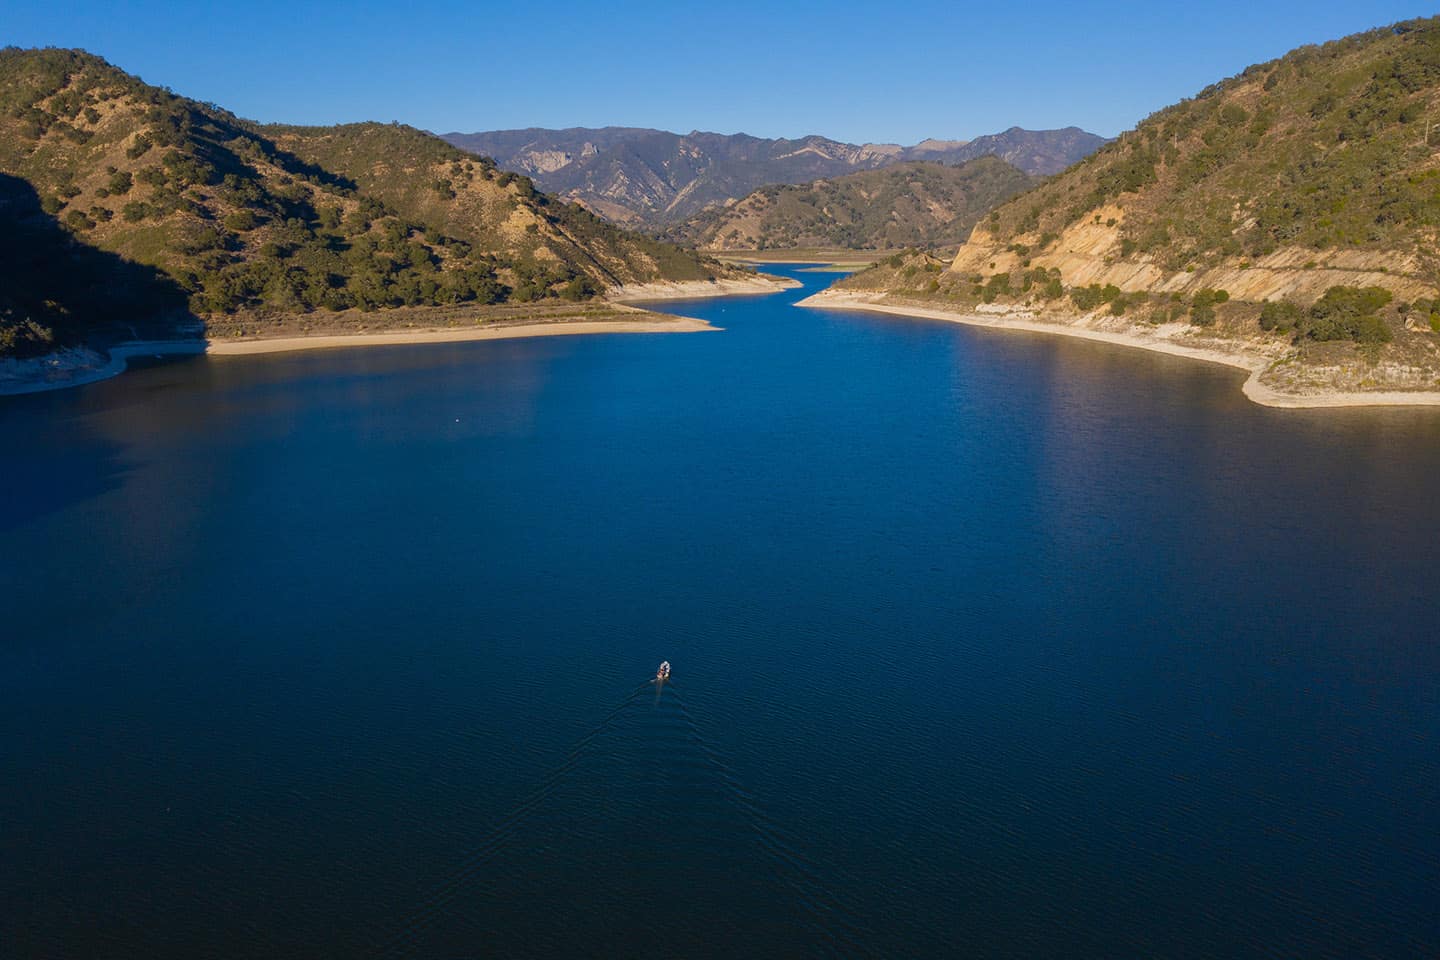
[950,210,1434,304]
[511,144,597,176]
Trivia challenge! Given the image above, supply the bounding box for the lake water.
[3,265,1438,958]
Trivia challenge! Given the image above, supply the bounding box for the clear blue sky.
[4,1,1435,142]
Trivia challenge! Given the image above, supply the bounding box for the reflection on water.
[2,266,1438,958]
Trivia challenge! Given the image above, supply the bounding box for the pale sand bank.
[608,275,800,301]
[0,341,206,396]
[208,317,712,355]
[799,290,1440,410]
[2,275,792,397]
[0,318,711,397]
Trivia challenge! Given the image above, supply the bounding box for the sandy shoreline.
[799,290,1440,409]
[207,317,713,355]
[0,318,712,397]
[2,275,802,397]
[0,341,208,396]
[608,275,800,301]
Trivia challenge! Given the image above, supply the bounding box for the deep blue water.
[2,265,1438,958]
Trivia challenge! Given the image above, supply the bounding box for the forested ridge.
[0,48,736,357]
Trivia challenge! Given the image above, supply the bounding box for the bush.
[1259,300,1303,331]
[1189,289,1225,326]
[224,210,261,231]
[560,276,599,301]
[981,273,1011,303]
[1302,286,1393,343]
[1070,285,1102,311]
[125,133,152,159]
[1110,291,1145,316]
[1070,283,1123,312]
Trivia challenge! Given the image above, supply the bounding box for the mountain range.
[442,126,1106,227]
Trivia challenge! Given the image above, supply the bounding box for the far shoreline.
[1,273,807,397]
[0,312,717,398]
[207,316,713,356]
[799,290,1440,410]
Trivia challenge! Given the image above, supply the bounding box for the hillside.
[663,158,1034,250]
[818,17,1440,401]
[0,48,740,358]
[441,127,1104,227]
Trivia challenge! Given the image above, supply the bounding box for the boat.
[656,661,671,682]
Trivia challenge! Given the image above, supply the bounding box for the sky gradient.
[4,1,1436,143]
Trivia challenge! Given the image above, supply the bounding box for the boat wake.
[378,671,869,958]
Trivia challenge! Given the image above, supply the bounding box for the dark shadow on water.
[0,390,131,533]
[0,173,199,355]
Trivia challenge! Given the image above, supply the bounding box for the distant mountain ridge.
[441,126,1106,226]
[664,158,1035,251]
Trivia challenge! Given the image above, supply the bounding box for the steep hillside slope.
[815,17,1440,403]
[441,127,1104,226]
[0,48,739,358]
[262,122,725,289]
[665,158,1034,250]
[939,21,1440,302]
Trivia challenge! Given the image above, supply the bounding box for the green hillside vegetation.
[973,17,1440,267]
[0,47,734,358]
[839,17,1440,359]
[663,158,1034,250]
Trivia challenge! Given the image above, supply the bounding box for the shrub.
[982,273,1012,303]
[1189,289,1225,326]
[560,276,599,301]
[224,210,260,231]
[1259,300,1303,332]
[126,133,152,159]
[1070,284,1103,311]
[1302,286,1393,343]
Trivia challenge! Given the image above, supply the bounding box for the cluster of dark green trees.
[1259,286,1395,343]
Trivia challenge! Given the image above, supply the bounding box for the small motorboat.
[656,661,671,682]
